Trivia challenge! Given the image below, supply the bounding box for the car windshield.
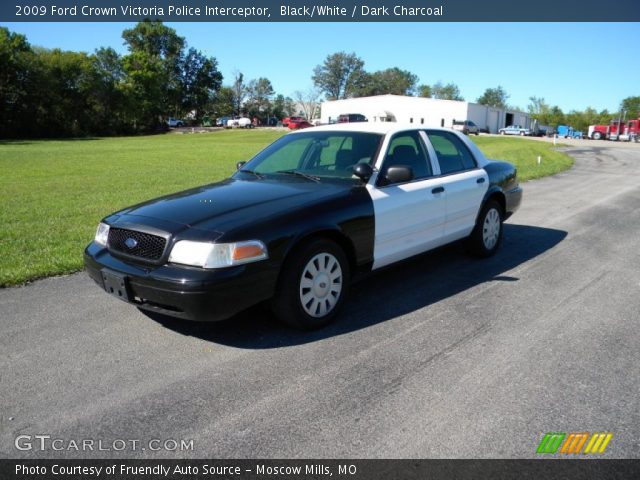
[239,131,383,180]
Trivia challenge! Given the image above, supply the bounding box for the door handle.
[477,177,486,184]
[431,186,445,194]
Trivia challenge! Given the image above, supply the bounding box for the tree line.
[2,26,638,139]
[0,22,298,138]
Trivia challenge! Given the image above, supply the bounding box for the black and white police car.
[85,123,522,329]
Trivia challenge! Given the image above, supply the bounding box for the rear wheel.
[272,239,349,330]
[466,200,503,257]
[519,131,525,136]
[500,131,505,135]
[593,131,602,140]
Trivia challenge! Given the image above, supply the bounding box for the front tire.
[466,200,503,257]
[272,239,350,330]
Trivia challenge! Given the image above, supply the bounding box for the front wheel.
[272,239,350,330]
[519,131,525,136]
[466,200,504,257]
[500,131,505,135]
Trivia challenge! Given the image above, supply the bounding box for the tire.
[475,131,480,136]
[271,238,350,330]
[500,131,505,135]
[466,200,504,257]
[593,132,602,140]
[519,131,525,136]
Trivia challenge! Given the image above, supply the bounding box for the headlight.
[95,222,110,246]
[168,240,268,269]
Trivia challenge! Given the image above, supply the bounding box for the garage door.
[488,110,499,133]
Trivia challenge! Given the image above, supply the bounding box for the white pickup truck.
[225,117,253,128]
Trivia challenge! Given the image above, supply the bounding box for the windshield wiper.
[275,170,320,182]
[238,169,265,179]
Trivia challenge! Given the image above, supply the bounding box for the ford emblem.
[124,238,138,249]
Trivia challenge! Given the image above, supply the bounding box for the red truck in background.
[588,117,640,141]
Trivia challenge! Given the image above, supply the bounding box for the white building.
[320,94,530,133]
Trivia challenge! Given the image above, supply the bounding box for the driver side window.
[378,131,432,186]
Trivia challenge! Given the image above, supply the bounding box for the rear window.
[425,130,477,175]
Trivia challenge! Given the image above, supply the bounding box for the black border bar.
[3,0,640,22]
[3,459,640,480]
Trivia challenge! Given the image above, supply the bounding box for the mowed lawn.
[474,136,574,181]
[0,131,572,286]
[0,130,284,286]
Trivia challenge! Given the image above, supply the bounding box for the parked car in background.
[337,113,367,123]
[452,120,479,135]
[84,123,522,330]
[531,121,553,137]
[498,125,532,136]
[166,118,184,127]
[282,116,304,127]
[287,119,313,130]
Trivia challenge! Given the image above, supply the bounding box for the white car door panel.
[368,130,446,270]
[439,169,488,240]
[368,179,446,269]
[423,130,489,242]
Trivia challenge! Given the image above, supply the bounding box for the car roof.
[287,122,490,166]
[292,122,458,136]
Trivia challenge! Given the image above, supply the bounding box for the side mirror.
[353,163,374,182]
[236,161,246,171]
[385,166,413,184]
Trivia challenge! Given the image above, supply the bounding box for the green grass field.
[0,131,573,286]
[473,136,573,181]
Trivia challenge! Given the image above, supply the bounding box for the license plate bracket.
[101,269,130,302]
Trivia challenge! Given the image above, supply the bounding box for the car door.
[423,130,488,242]
[367,130,446,270]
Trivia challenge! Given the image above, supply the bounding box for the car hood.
[114,177,352,233]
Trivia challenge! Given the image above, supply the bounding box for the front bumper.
[84,242,277,322]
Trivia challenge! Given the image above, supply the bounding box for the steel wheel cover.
[299,252,343,318]
[482,208,501,250]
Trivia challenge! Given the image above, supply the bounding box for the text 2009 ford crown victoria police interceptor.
[85,123,522,329]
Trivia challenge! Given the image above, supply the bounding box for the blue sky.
[3,21,639,112]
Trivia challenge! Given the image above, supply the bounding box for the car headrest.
[392,145,417,161]
[335,149,355,170]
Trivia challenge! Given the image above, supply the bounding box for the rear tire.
[500,131,505,135]
[593,131,602,140]
[466,200,504,257]
[272,239,350,330]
